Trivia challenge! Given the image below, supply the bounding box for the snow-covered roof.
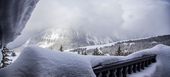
[0,0,39,47]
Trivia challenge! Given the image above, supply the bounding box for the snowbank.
[0,44,170,77]
[0,46,124,77]
[0,47,95,77]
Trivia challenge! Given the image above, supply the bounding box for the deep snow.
[0,44,170,77]
[0,46,124,77]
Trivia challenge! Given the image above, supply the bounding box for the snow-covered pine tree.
[0,47,12,68]
[82,51,87,55]
[92,48,103,55]
[115,46,122,56]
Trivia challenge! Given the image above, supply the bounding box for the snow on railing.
[93,54,156,77]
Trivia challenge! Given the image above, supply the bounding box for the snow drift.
[0,47,95,77]
[0,44,170,77]
[0,46,124,77]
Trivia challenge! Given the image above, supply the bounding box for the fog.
[8,0,170,49]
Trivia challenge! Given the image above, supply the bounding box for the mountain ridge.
[68,34,170,55]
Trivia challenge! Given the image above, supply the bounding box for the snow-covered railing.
[93,54,157,77]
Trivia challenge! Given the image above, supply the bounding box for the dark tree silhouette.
[115,46,122,56]
[0,47,12,68]
[59,45,63,52]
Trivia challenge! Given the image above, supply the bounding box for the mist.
[7,0,170,49]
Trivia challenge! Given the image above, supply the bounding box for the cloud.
[120,0,170,39]
[7,0,170,49]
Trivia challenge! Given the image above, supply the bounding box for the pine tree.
[0,47,12,68]
[59,45,63,52]
[115,46,122,56]
[93,48,101,55]
[84,51,87,55]
[78,51,80,54]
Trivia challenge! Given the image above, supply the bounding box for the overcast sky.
[8,0,170,49]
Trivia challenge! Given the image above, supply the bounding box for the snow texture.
[0,46,123,77]
[0,44,170,77]
[0,47,94,77]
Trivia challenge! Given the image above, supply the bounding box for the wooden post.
[132,64,137,73]
[116,68,122,77]
[137,63,141,72]
[148,60,151,65]
[102,71,108,77]
[98,72,102,77]
[127,65,132,74]
[122,67,127,77]
[144,61,149,67]
[141,62,145,69]
[110,70,116,77]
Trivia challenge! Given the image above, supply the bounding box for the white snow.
[151,41,158,44]
[0,46,124,77]
[129,42,135,46]
[0,47,95,77]
[0,44,170,77]
[37,42,54,48]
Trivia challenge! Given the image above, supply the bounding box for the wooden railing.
[93,54,157,77]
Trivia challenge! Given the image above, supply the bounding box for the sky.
[7,0,170,49]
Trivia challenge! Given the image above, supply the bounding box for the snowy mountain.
[26,29,170,55]
[26,28,118,50]
[69,34,170,55]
